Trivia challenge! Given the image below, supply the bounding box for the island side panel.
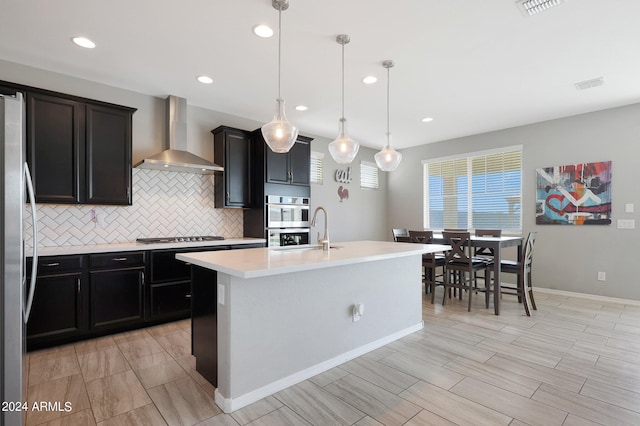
[191,265,218,387]
[217,254,422,407]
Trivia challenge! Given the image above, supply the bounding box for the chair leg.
[442,269,448,306]
[467,275,472,312]
[527,270,537,310]
[485,268,491,309]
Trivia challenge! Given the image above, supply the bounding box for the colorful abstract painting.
[536,161,612,225]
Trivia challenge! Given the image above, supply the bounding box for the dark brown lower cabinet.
[90,267,145,330]
[191,266,218,386]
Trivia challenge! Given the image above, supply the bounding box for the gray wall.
[0,59,388,245]
[388,104,640,300]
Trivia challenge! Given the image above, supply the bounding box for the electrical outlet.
[597,272,606,282]
[217,283,225,305]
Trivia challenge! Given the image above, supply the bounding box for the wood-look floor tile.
[353,416,385,426]
[196,414,241,426]
[244,406,311,426]
[378,351,465,390]
[529,323,608,345]
[112,329,152,344]
[362,345,396,361]
[230,395,282,425]
[580,378,640,411]
[555,357,639,393]
[476,339,561,368]
[77,346,130,382]
[419,333,495,363]
[423,323,485,345]
[561,413,604,426]
[532,383,640,425]
[595,356,640,381]
[148,376,220,426]
[324,374,421,426]
[275,380,364,425]
[154,330,191,359]
[26,374,91,425]
[146,322,185,337]
[128,350,187,389]
[117,336,164,362]
[399,380,512,426]
[511,335,599,364]
[85,370,151,422]
[572,340,640,364]
[96,404,167,426]
[403,409,457,426]
[451,376,567,425]
[386,339,454,366]
[41,409,96,426]
[309,366,349,387]
[339,356,419,395]
[485,354,585,393]
[28,347,81,386]
[444,355,541,397]
[74,336,117,355]
[606,337,640,354]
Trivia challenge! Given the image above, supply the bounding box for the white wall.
[1,59,388,245]
[388,104,640,301]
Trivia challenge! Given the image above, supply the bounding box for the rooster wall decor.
[338,185,349,202]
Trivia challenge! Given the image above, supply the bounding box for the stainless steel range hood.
[135,95,223,174]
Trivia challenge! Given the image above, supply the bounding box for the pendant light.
[261,0,299,153]
[375,60,403,171]
[328,34,359,164]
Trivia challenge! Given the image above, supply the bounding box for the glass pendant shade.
[262,98,298,153]
[375,133,403,171]
[328,118,359,164]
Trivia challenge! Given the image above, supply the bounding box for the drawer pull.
[77,278,81,294]
[112,257,128,261]
[185,294,192,298]
[45,262,60,267]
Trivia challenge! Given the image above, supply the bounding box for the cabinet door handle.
[45,262,60,267]
[226,191,230,201]
[77,278,81,294]
[288,171,293,181]
[185,294,192,299]
[112,257,128,262]
[141,271,145,286]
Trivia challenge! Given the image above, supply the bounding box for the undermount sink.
[270,245,342,252]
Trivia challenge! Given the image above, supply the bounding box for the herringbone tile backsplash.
[24,169,243,247]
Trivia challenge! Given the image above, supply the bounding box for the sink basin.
[270,244,342,252]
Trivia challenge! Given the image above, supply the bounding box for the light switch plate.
[625,203,634,213]
[617,219,636,229]
[218,283,225,305]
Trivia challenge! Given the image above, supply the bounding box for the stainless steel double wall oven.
[266,195,310,246]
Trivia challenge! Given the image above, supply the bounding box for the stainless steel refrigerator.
[1,92,38,426]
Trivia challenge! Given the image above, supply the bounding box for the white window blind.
[360,161,379,189]
[423,146,522,231]
[310,151,324,184]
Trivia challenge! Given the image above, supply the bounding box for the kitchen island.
[177,240,449,413]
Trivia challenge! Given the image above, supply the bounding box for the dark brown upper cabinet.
[263,134,312,187]
[25,88,135,205]
[213,126,252,208]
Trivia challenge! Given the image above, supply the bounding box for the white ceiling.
[2,0,639,150]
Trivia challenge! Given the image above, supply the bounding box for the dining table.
[430,234,524,315]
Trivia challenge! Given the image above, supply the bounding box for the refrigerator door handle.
[24,162,38,321]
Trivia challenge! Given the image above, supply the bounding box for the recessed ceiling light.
[295,105,308,111]
[421,117,434,123]
[362,76,377,84]
[71,36,96,49]
[253,24,274,38]
[575,77,605,90]
[197,75,214,84]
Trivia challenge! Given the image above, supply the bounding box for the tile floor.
[24,290,640,425]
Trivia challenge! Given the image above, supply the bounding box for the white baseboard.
[214,321,424,413]
[535,287,640,306]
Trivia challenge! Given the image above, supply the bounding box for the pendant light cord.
[341,41,345,120]
[277,5,282,100]
[386,64,391,138]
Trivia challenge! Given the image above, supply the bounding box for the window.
[310,151,324,184]
[360,161,379,189]
[423,146,522,231]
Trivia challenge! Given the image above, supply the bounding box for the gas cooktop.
[136,236,225,244]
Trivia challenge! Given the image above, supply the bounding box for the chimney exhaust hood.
[135,95,224,174]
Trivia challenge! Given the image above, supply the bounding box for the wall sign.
[335,167,352,184]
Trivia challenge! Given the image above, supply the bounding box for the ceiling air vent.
[516,0,566,16]
[575,77,605,91]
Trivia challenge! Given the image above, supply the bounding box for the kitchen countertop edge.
[27,238,266,257]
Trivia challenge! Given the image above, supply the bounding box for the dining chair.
[442,231,492,311]
[409,230,446,302]
[392,228,410,241]
[486,232,537,316]
[395,236,412,242]
[473,229,502,288]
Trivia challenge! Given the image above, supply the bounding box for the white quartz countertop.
[176,240,451,279]
[28,238,266,257]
